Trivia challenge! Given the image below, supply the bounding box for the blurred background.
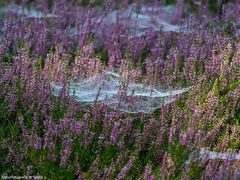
[0,0,235,14]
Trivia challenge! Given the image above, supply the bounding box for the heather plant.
[0,0,240,179]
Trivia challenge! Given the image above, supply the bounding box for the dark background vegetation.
[0,0,234,12]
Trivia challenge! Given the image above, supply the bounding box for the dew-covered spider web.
[185,148,240,166]
[51,71,190,114]
[0,4,58,18]
[69,4,187,39]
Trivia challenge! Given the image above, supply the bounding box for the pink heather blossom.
[117,156,136,179]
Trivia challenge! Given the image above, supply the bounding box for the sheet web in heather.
[51,71,190,114]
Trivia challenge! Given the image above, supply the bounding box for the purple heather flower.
[110,122,121,143]
[117,156,136,179]
[34,137,41,151]
[60,136,73,166]
[179,133,188,145]
[144,164,155,180]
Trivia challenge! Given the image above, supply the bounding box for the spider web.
[51,71,190,114]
